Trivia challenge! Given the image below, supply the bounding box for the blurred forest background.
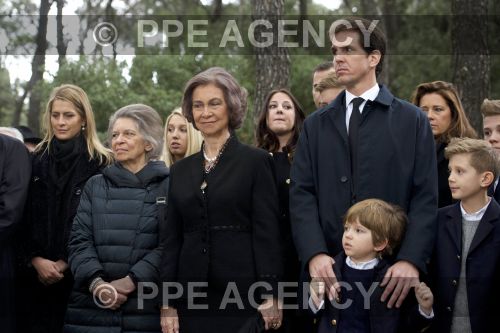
[0,0,499,143]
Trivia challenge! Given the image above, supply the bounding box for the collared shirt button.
[452,280,457,286]
[286,178,290,185]
[340,176,348,183]
[331,319,337,326]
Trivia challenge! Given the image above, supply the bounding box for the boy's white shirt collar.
[345,256,379,270]
[460,198,491,221]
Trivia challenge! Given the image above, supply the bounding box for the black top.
[160,136,284,301]
[26,142,104,262]
[436,142,454,208]
[271,151,300,281]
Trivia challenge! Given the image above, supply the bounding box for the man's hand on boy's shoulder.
[380,260,419,308]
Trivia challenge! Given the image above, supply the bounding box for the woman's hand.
[91,279,127,310]
[161,306,179,333]
[258,297,283,330]
[54,259,69,273]
[110,275,136,296]
[31,257,64,285]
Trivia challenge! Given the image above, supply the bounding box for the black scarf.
[49,135,85,193]
[47,134,87,259]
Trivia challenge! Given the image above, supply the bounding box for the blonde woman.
[162,108,203,166]
[22,84,112,333]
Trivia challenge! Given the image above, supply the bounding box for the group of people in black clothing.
[1,16,499,333]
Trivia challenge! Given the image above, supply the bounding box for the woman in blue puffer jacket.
[64,104,169,333]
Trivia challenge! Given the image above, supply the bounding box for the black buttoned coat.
[0,135,30,333]
[160,137,283,333]
[290,85,438,273]
[428,200,500,333]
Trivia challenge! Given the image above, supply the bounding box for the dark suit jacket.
[290,85,438,272]
[160,136,283,306]
[429,200,500,333]
[0,135,31,333]
[315,252,432,333]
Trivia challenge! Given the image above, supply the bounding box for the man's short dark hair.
[329,17,386,77]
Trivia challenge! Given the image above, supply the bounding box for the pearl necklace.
[203,148,217,163]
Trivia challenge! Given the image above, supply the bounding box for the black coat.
[64,161,169,333]
[290,86,438,272]
[271,151,300,281]
[436,142,454,208]
[315,252,432,333]
[428,201,500,333]
[0,135,31,333]
[160,137,283,333]
[26,147,104,261]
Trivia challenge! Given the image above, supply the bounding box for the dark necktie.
[348,97,365,201]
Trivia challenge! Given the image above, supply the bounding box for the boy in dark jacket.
[429,137,500,333]
[309,199,434,333]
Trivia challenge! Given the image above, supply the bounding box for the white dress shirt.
[345,84,380,132]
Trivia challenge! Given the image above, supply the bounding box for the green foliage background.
[1,0,499,144]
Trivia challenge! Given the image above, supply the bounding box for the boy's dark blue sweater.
[337,264,375,333]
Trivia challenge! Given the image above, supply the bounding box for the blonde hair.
[445,137,499,179]
[161,108,203,167]
[37,84,112,165]
[344,199,407,257]
[480,99,500,117]
[315,74,343,93]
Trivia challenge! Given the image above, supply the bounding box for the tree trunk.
[26,0,52,135]
[380,0,401,87]
[56,0,67,67]
[299,0,307,19]
[212,0,223,21]
[251,0,290,125]
[451,0,489,134]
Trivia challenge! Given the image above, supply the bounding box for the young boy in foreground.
[429,137,500,333]
[309,199,434,333]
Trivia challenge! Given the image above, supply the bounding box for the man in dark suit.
[290,17,438,310]
[0,134,31,333]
